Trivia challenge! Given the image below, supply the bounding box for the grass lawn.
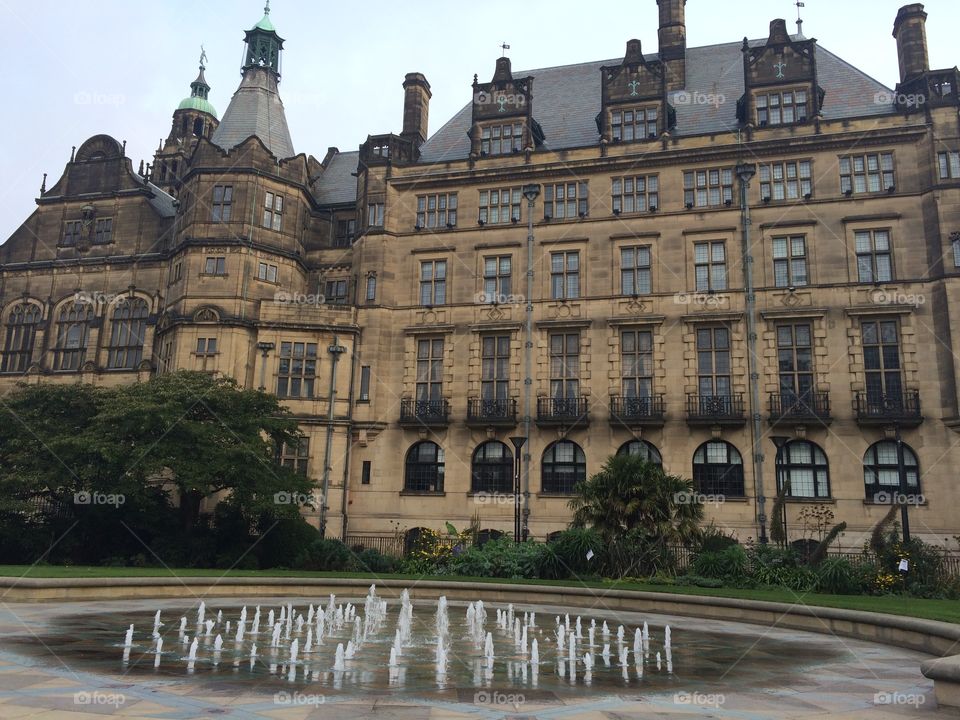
[2,565,958,624]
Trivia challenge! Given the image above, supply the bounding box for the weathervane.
[199,45,208,70]
[500,42,510,57]
[795,1,805,36]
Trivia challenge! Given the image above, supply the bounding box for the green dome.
[254,13,275,32]
[178,96,218,118]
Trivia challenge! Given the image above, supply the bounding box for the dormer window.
[756,89,808,126]
[93,218,113,244]
[611,106,658,141]
[62,220,83,247]
[480,123,523,156]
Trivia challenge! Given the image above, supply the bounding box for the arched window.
[54,303,94,371]
[1,303,42,373]
[693,441,744,497]
[193,117,204,137]
[542,440,586,495]
[471,441,513,494]
[181,116,189,136]
[404,442,444,493]
[476,529,505,546]
[107,299,149,369]
[775,440,830,498]
[863,440,920,501]
[616,439,663,465]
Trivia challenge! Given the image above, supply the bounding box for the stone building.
[2,2,959,549]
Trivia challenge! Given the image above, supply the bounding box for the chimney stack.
[401,72,431,146]
[892,4,929,83]
[657,0,686,91]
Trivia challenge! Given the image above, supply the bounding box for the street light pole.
[895,425,911,543]
[521,184,541,542]
[509,436,526,543]
[736,162,768,544]
[320,335,347,538]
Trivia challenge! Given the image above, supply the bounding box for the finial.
[500,42,510,57]
[796,1,805,37]
[138,160,144,176]
[70,146,76,162]
[40,173,47,193]
[264,0,270,15]
[199,44,208,70]
[122,140,127,156]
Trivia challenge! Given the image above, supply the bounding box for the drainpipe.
[339,326,359,542]
[521,184,541,540]
[320,334,347,537]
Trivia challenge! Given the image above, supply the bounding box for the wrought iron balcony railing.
[399,397,450,426]
[686,394,746,424]
[466,398,518,426]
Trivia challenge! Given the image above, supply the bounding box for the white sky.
[1,0,957,241]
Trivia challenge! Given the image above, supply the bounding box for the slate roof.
[211,66,295,159]
[314,151,359,205]
[418,38,895,164]
[134,175,177,218]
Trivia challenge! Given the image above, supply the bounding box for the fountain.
[196,602,205,628]
[289,638,299,664]
[154,637,162,668]
[304,628,312,653]
[333,643,345,671]
[235,619,245,643]
[178,616,187,634]
[344,640,356,659]
[271,622,282,647]
[123,624,134,648]
[389,647,398,667]
[187,637,198,663]
[530,638,539,665]
[152,610,162,636]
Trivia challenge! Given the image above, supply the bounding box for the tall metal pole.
[320,335,347,537]
[737,164,768,544]
[896,425,911,543]
[521,184,540,541]
[510,436,525,543]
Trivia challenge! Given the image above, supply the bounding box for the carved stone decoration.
[156,311,174,332]
[193,307,219,323]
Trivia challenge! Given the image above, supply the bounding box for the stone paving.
[0,597,952,719]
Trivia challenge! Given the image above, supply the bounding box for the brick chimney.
[657,0,686,91]
[892,4,929,82]
[401,73,431,146]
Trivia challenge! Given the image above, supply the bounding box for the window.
[772,236,808,287]
[862,319,903,404]
[776,323,814,400]
[359,366,371,402]
[480,123,524,155]
[471,441,513,494]
[776,440,830,498]
[257,263,278,282]
[478,187,521,224]
[697,326,731,399]
[937,151,960,180]
[616,439,662,465]
[195,337,217,372]
[334,219,356,247]
[855,230,893,283]
[621,246,652,295]
[759,160,812,200]
[262,192,283,230]
[612,175,659,213]
[211,185,233,222]
[544,182,588,219]
[549,332,580,399]
[694,241,727,292]
[481,256,512,303]
[863,440,920,501]
[171,262,182,283]
[550,251,580,299]
[54,303,94,371]
[481,335,510,400]
[361,460,371,485]
[367,202,384,227]
[107,298,148,369]
[621,329,653,399]
[693,441,745,497]
[1,303,42,373]
[62,220,82,247]
[416,338,444,402]
[280,438,309,476]
[419,260,447,306]
[756,89,809,125]
[276,341,318,398]
[404,441,444,492]
[93,218,113,244]
[365,275,377,303]
[542,440,586,495]
[953,234,960,268]
[204,257,226,276]
[611,106,659,141]
[324,279,348,305]
[684,168,734,208]
[840,152,895,194]
[416,193,458,228]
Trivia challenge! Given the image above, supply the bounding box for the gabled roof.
[210,66,295,159]
[418,38,895,163]
[313,151,358,205]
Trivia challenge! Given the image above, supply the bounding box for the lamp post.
[509,436,526,543]
[895,425,911,543]
[319,336,347,538]
[736,162,768,544]
[520,183,541,541]
[770,435,790,547]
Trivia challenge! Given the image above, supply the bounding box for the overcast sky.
[1,0,958,241]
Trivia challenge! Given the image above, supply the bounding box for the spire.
[178,46,217,118]
[242,1,284,77]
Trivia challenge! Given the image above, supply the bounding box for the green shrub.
[696,523,739,553]
[675,574,724,588]
[257,516,320,569]
[447,538,549,579]
[547,528,606,576]
[293,538,351,571]
[351,547,398,574]
[814,557,859,594]
[691,545,747,579]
